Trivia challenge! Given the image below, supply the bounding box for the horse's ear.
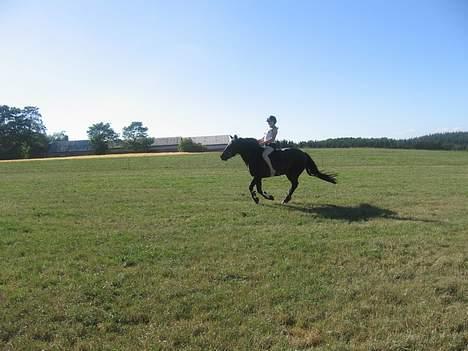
[229,135,233,140]
[234,134,238,140]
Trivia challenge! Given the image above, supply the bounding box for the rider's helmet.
[267,115,277,124]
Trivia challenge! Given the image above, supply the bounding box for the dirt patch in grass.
[287,327,322,348]
[0,152,201,163]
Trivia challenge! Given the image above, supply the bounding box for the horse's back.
[270,147,307,173]
[274,147,306,158]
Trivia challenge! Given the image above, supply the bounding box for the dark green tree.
[87,122,119,154]
[122,122,154,151]
[48,131,69,142]
[0,105,48,159]
[277,139,298,148]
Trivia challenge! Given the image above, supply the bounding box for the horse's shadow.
[271,203,438,223]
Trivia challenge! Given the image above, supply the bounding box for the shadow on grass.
[270,203,439,223]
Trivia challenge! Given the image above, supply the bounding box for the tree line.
[2,105,467,160]
[1,105,210,159]
[277,132,468,151]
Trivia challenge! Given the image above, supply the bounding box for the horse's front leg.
[249,178,259,204]
[283,175,298,204]
[256,178,274,201]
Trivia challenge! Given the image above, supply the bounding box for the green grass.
[1,149,467,350]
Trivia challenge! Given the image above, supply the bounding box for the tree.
[87,122,119,154]
[0,105,48,159]
[122,121,154,151]
[48,131,69,142]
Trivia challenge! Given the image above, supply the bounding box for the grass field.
[1,148,467,350]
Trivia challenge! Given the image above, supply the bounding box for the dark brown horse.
[220,136,337,204]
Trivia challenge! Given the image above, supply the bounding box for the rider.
[258,115,278,176]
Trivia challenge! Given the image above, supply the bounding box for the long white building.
[48,135,230,156]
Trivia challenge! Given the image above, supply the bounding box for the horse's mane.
[237,137,264,153]
[239,137,262,147]
[234,137,263,166]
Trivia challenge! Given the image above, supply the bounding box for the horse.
[220,136,337,204]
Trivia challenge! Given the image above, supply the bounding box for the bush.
[177,138,207,152]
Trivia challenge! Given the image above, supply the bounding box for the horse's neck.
[240,152,251,166]
[239,147,262,166]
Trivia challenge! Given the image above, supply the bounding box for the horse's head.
[221,135,261,161]
[220,135,241,161]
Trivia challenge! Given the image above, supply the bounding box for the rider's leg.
[262,146,275,176]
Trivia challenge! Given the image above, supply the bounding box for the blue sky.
[1,0,467,141]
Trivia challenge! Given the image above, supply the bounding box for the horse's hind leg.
[256,178,274,201]
[249,178,260,204]
[283,175,298,204]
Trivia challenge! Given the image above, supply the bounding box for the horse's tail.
[305,153,337,184]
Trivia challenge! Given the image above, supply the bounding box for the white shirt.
[264,127,278,144]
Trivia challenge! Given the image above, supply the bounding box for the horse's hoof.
[282,198,291,204]
[253,197,259,204]
[267,195,274,201]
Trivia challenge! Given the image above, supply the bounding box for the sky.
[1,0,467,141]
